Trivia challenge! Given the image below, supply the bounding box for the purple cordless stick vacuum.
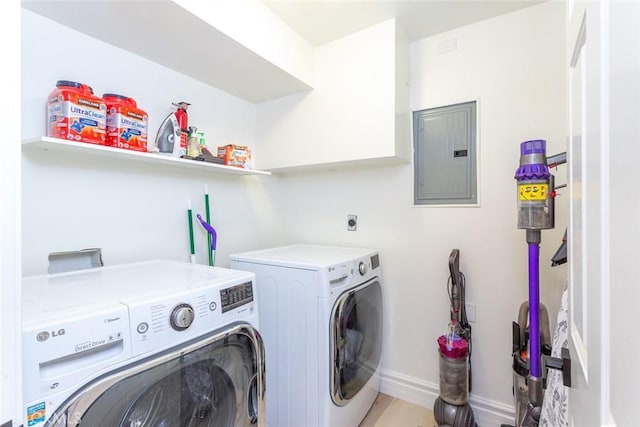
[513,140,555,424]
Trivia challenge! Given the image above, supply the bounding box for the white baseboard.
[379,369,515,427]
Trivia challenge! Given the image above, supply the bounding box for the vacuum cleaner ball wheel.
[433,397,476,427]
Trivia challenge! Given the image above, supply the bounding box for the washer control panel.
[127,278,256,356]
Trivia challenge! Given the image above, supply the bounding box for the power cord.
[447,271,473,392]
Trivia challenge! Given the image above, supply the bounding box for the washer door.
[330,278,382,406]
[47,323,264,427]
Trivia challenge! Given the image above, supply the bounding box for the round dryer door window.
[331,278,383,406]
[48,325,263,427]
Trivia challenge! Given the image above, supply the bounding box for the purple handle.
[528,243,541,378]
[196,214,217,250]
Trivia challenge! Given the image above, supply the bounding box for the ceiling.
[261,0,547,46]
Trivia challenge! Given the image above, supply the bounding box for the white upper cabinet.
[256,19,410,172]
[22,0,314,103]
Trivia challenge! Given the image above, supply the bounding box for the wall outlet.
[465,303,476,323]
[347,215,357,231]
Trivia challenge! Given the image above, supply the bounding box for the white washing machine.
[229,244,383,427]
[22,259,265,427]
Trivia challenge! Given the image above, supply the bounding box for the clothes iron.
[154,101,190,156]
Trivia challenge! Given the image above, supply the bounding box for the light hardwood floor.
[359,393,437,427]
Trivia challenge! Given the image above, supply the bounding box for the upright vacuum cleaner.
[505,140,571,427]
[434,249,476,427]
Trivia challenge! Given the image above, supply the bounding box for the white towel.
[540,284,569,427]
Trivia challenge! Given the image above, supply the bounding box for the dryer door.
[330,278,382,406]
[47,323,264,427]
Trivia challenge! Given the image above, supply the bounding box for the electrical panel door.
[413,101,477,205]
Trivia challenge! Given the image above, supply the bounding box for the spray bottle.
[174,102,190,156]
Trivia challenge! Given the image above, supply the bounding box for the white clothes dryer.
[230,244,383,427]
[22,259,265,427]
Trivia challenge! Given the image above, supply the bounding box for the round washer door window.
[119,362,236,427]
[49,328,261,427]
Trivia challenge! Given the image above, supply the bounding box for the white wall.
[21,10,285,275]
[270,1,567,421]
[410,0,568,409]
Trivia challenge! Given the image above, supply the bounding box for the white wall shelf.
[22,137,271,176]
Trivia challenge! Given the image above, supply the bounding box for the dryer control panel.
[323,253,381,298]
[220,281,254,313]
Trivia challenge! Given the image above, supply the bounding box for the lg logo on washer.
[36,329,65,342]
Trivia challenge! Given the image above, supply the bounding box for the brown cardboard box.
[217,144,252,168]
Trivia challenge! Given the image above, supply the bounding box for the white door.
[603,2,640,426]
[568,1,640,426]
[1,1,22,425]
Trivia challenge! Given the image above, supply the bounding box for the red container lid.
[438,335,469,359]
[56,80,82,88]
[55,80,94,95]
[102,93,137,108]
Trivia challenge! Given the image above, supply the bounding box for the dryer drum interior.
[331,279,383,405]
[47,325,262,427]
